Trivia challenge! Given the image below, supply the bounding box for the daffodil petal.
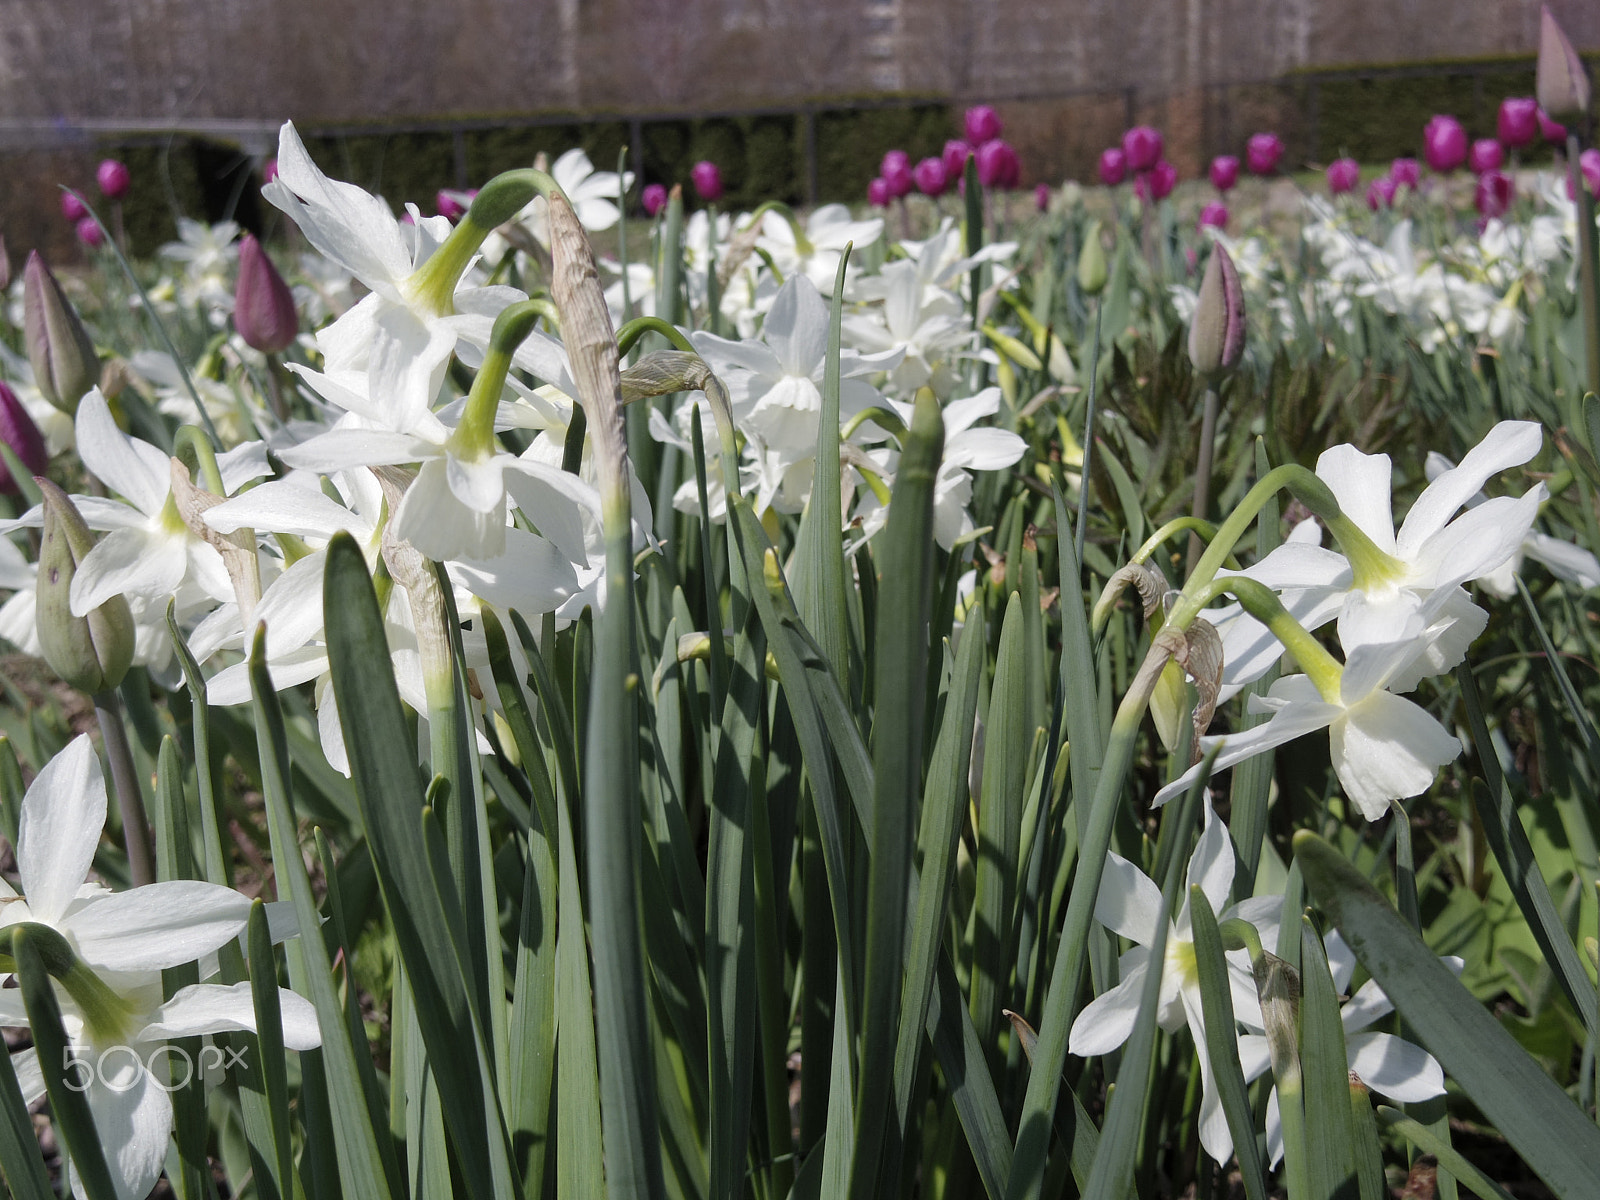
[143,981,322,1052]
[1346,1031,1445,1101]
[65,882,252,972]
[1068,949,1149,1057]
[18,734,106,926]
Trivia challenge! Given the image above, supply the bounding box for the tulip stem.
[1187,386,1220,574]
[1073,298,1103,574]
[92,689,155,886]
[1566,134,1600,397]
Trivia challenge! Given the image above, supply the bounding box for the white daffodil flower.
[842,257,974,398]
[158,217,240,319]
[757,203,882,294]
[1069,801,1280,1164]
[0,735,320,1200]
[1237,931,1451,1166]
[0,533,40,655]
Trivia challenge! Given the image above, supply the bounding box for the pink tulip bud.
[75,217,103,247]
[234,234,299,354]
[96,159,130,200]
[1326,158,1360,195]
[0,381,48,495]
[1246,132,1285,175]
[1582,149,1600,196]
[1209,155,1239,192]
[1498,97,1540,148]
[867,177,892,208]
[976,139,1019,189]
[964,105,1003,145]
[1034,182,1051,212]
[263,158,280,184]
[1198,201,1229,230]
[942,139,972,183]
[691,161,723,202]
[914,157,948,196]
[882,150,914,198]
[1423,115,1468,172]
[1367,176,1398,210]
[1099,148,1128,186]
[1538,108,1567,143]
[1474,169,1514,219]
[436,189,467,221]
[1122,126,1163,173]
[1468,139,1504,174]
[60,191,88,222]
[1134,161,1177,203]
[1188,242,1246,375]
[1390,158,1421,189]
[641,183,668,216]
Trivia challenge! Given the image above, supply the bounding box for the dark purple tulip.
[964,105,1003,145]
[1198,201,1229,231]
[1035,182,1051,212]
[691,160,723,202]
[0,382,48,495]
[1326,158,1360,195]
[1390,158,1421,189]
[96,159,130,200]
[881,149,910,178]
[436,190,467,221]
[641,183,668,216]
[1209,155,1239,192]
[913,157,948,196]
[942,139,972,183]
[1538,108,1568,143]
[867,177,892,208]
[1498,97,1540,149]
[1423,115,1467,172]
[1135,161,1177,202]
[60,191,88,222]
[1246,132,1285,175]
[234,234,299,354]
[1099,148,1128,186]
[1122,126,1163,173]
[1367,176,1398,210]
[75,218,103,247]
[976,139,1019,189]
[1474,170,1514,219]
[1468,139,1504,174]
[882,151,914,199]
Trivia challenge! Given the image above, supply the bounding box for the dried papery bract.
[1537,5,1591,122]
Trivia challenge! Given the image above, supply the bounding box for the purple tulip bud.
[96,159,130,200]
[691,160,723,203]
[1197,201,1229,231]
[1134,161,1177,203]
[867,177,892,208]
[1538,108,1567,144]
[1576,149,1600,197]
[1423,115,1468,173]
[1122,126,1163,173]
[641,183,668,216]
[60,191,88,222]
[263,158,280,184]
[1498,97,1540,149]
[881,149,911,179]
[913,157,948,196]
[234,234,299,355]
[1474,170,1514,220]
[1326,158,1361,195]
[1246,132,1285,175]
[1390,158,1421,189]
[1537,4,1592,122]
[1188,242,1245,375]
[436,190,467,221]
[882,152,914,199]
[1468,139,1504,174]
[0,382,48,495]
[1367,176,1398,210]
[1209,155,1239,192]
[75,217,103,248]
[1035,182,1051,212]
[23,252,98,415]
[964,105,1003,145]
[942,139,972,183]
[1098,148,1128,186]
[976,139,1016,189]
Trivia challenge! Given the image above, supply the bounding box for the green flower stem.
[173,424,225,494]
[839,406,910,445]
[1187,386,1221,573]
[449,298,553,461]
[92,688,155,886]
[737,201,814,257]
[2,921,137,1043]
[406,168,564,316]
[1129,516,1240,571]
[1183,575,1344,702]
[616,315,696,357]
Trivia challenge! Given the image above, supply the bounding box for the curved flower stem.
[93,688,155,886]
[616,315,696,357]
[1130,516,1240,571]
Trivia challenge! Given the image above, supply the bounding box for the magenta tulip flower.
[641,183,668,216]
[942,139,972,182]
[96,159,130,200]
[233,234,299,355]
[1423,115,1468,172]
[881,150,914,198]
[1326,158,1360,195]
[914,157,948,196]
[1474,170,1514,219]
[1135,161,1177,202]
[1538,108,1568,143]
[75,217,103,247]
[1581,149,1600,196]
[1198,201,1229,231]
[436,190,467,221]
[691,160,723,202]
[1367,176,1398,210]
[1246,132,1285,175]
[1390,158,1421,189]
[1468,139,1504,174]
[60,191,88,223]
[1209,155,1239,192]
[1498,98,1540,148]
[867,177,892,208]
[965,105,1003,145]
[1035,182,1051,212]
[976,139,1019,189]
[0,381,48,495]
[1099,148,1128,186]
[1123,126,1163,172]
[262,158,279,184]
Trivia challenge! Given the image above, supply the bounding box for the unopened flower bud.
[1134,160,1177,203]
[914,157,948,196]
[234,234,299,354]
[76,218,104,248]
[1034,181,1051,212]
[1122,126,1163,172]
[942,139,972,182]
[1326,157,1360,195]
[1077,221,1108,295]
[641,183,668,216]
[1538,108,1567,143]
[1367,175,1398,210]
[1498,97,1539,148]
[35,479,134,693]
[976,139,1019,189]
[1198,201,1229,231]
[436,189,467,220]
[1423,115,1468,172]
[1390,157,1421,189]
[1188,241,1245,376]
[1468,138,1504,174]
[691,160,723,203]
[867,177,892,208]
[96,159,130,200]
[0,383,48,494]
[60,191,88,222]
[1246,132,1285,175]
[24,251,99,415]
[1209,155,1239,192]
[1475,169,1514,219]
[964,105,1003,145]
[1098,147,1128,186]
[1537,5,1591,122]
[881,150,913,198]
